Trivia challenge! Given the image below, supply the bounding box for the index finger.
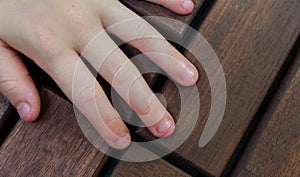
[100,1,199,86]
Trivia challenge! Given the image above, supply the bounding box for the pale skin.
[0,0,198,149]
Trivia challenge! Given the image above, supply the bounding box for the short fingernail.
[182,66,196,82]
[157,119,173,134]
[115,133,131,147]
[182,0,193,10]
[17,102,31,120]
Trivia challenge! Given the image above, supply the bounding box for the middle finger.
[80,30,175,137]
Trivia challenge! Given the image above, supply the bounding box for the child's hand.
[0,0,197,149]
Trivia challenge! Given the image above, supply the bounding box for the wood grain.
[0,87,107,176]
[0,94,17,146]
[0,94,10,119]
[0,94,11,140]
[110,159,191,177]
[136,0,300,176]
[120,0,205,40]
[231,49,300,177]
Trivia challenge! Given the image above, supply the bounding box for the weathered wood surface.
[1,0,299,176]
[231,49,300,177]
[136,0,300,176]
[0,87,107,176]
[111,159,191,177]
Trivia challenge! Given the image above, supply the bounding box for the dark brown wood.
[0,94,16,145]
[0,87,107,176]
[120,0,205,40]
[0,94,10,119]
[231,49,300,177]
[136,0,300,176]
[111,159,191,177]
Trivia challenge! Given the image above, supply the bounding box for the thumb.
[0,40,40,122]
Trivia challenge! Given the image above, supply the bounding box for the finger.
[81,31,175,137]
[145,0,194,14]
[101,2,198,87]
[0,40,40,122]
[44,50,131,149]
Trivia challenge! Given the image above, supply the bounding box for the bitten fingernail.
[115,133,131,147]
[182,0,193,10]
[182,66,196,82]
[157,119,173,133]
[17,102,30,120]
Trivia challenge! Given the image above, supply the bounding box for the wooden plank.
[0,94,11,141]
[110,159,191,177]
[120,0,205,39]
[0,94,10,119]
[136,0,300,176]
[231,49,300,177]
[0,87,107,176]
[0,94,17,146]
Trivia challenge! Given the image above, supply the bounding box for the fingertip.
[100,114,132,149]
[160,122,175,138]
[15,77,41,122]
[113,133,132,149]
[178,65,199,86]
[168,0,195,15]
[16,96,40,122]
[17,99,40,122]
[147,0,194,15]
[148,112,175,138]
[180,0,195,14]
[190,67,199,85]
[17,102,31,121]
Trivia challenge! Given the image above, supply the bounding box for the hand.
[0,0,198,149]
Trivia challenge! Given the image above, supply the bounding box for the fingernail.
[182,0,193,10]
[17,102,30,120]
[115,133,131,147]
[182,66,196,82]
[157,119,173,134]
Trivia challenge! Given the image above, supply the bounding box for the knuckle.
[136,103,152,116]
[34,28,57,54]
[104,117,121,132]
[63,6,100,46]
[135,93,157,116]
[0,79,18,96]
[134,21,154,38]
[112,61,139,86]
[30,23,64,59]
[64,9,92,33]
[162,43,177,58]
[115,67,133,84]
[73,85,100,105]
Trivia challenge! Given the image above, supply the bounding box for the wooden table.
[0,0,299,176]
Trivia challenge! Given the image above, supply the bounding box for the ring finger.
[80,30,175,138]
